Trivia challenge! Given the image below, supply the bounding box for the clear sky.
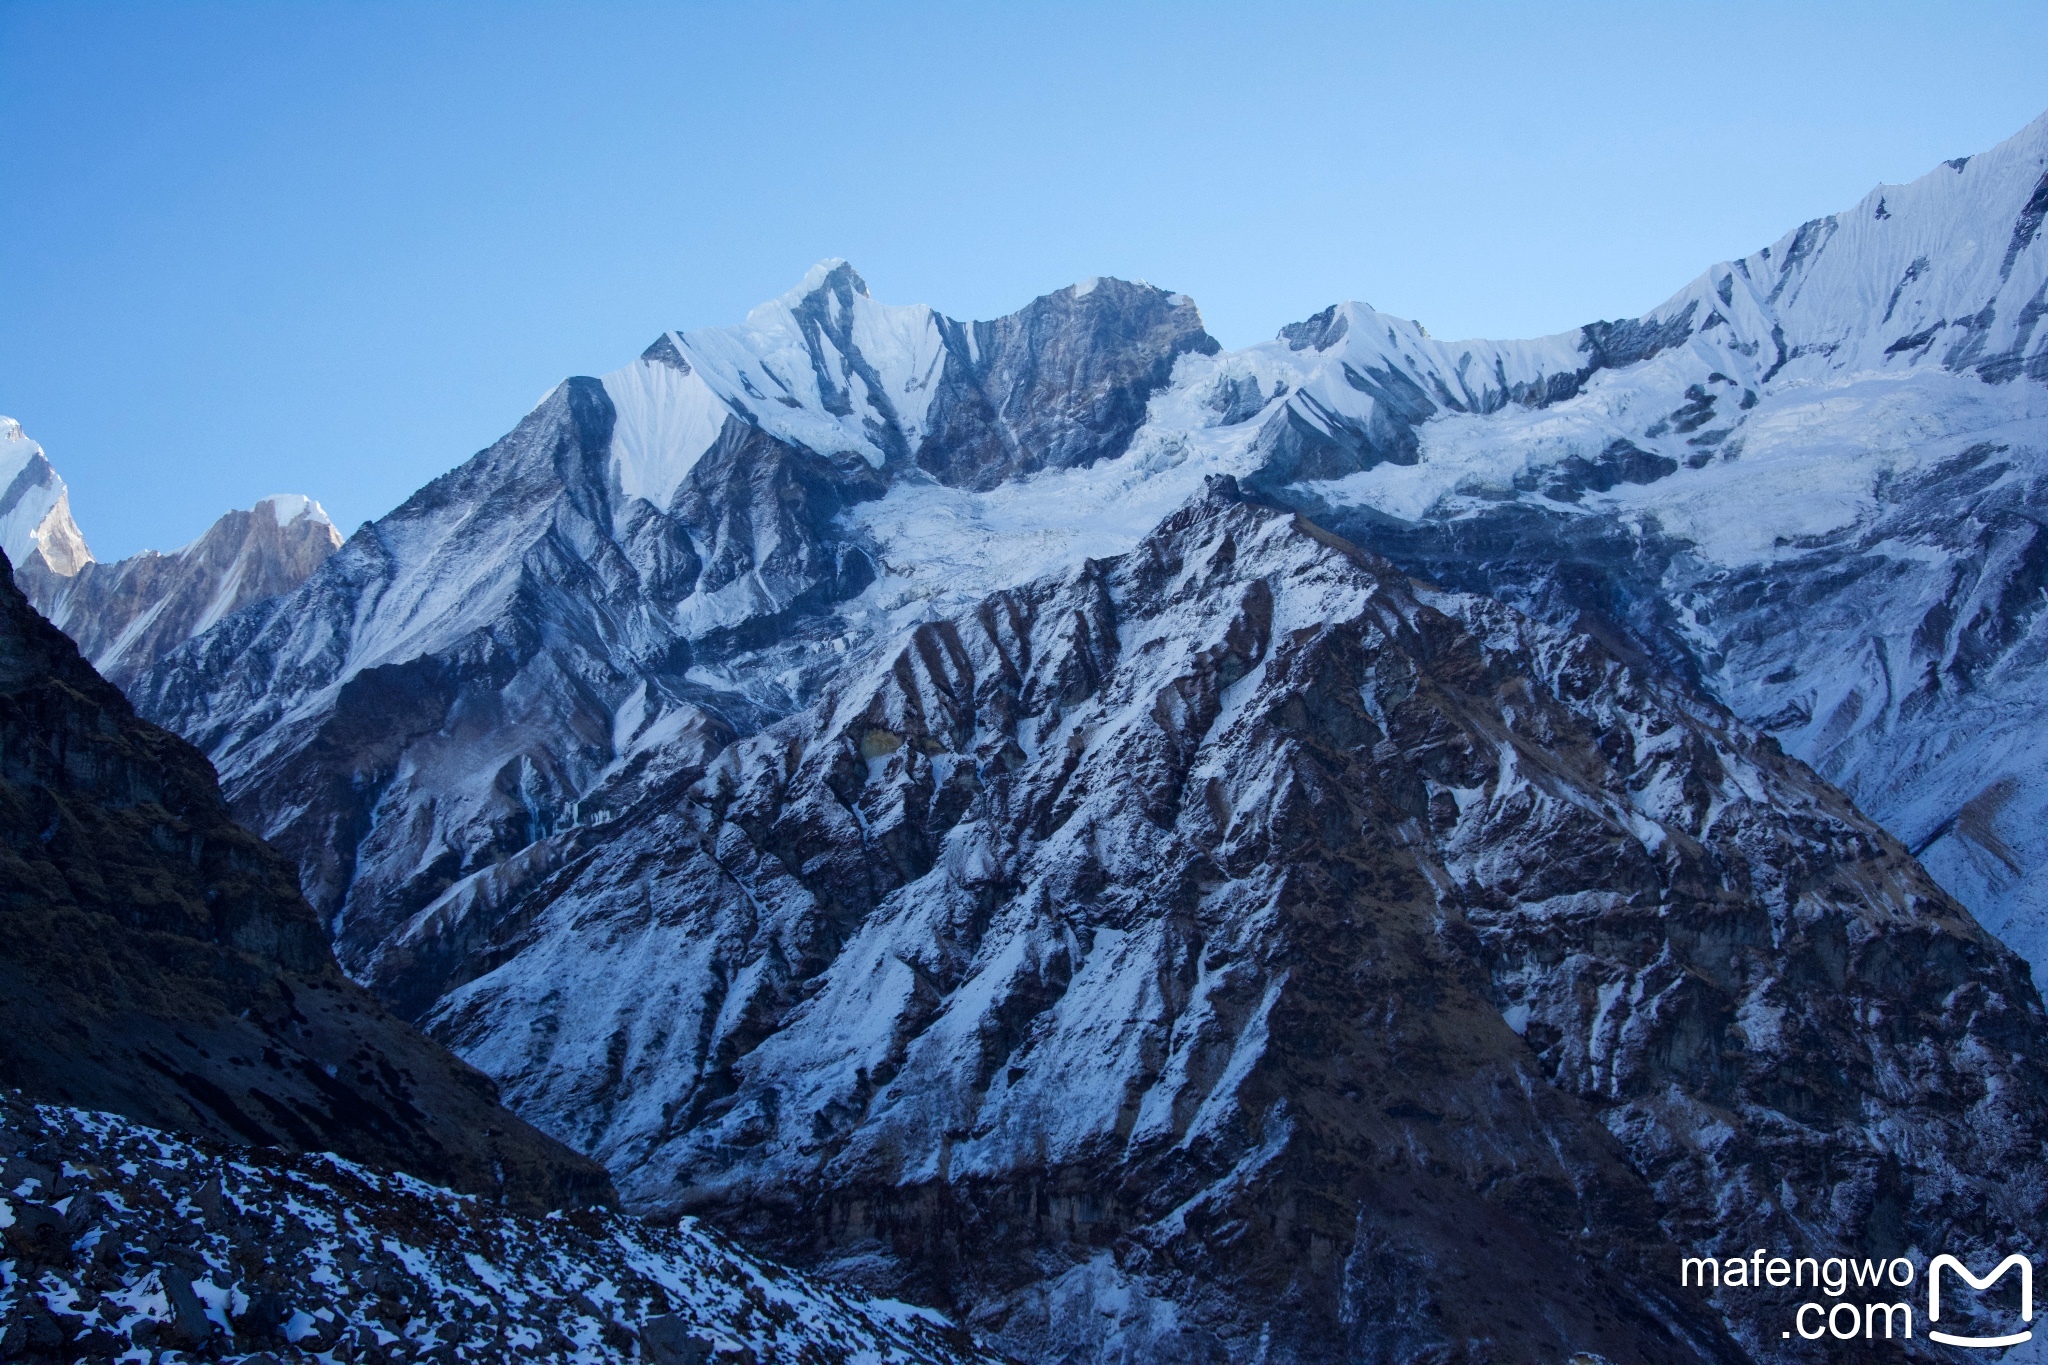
[5,1,2047,559]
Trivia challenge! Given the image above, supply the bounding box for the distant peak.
[253,494,333,528]
[639,332,691,373]
[0,416,29,443]
[787,258,868,301]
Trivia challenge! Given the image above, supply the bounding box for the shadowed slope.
[0,549,613,1213]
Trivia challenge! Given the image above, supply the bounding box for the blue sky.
[5,2,2047,559]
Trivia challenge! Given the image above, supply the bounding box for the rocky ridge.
[0,417,341,688]
[18,495,343,689]
[1154,110,2048,979]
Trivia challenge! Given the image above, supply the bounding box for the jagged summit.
[18,488,343,689]
[0,417,91,577]
[607,264,1216,507]
[251,491,334,528]
[1275,102,2048,379]
[771,255,871,305]
[1,420,342,686]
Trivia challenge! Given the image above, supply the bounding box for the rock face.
[0,549,610,1213]
[420,485,2048,1362]
[18,494,343,688]
[0,1094,1001,1364]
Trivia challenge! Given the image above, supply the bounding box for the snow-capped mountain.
[0,417,91,577]
[134,270,1214,987]
[102,107,2048,1364]
[722,108,2048,986]
[19,493,342,687]
[1206,109,2048,980]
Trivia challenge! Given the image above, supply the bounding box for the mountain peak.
[0,415,93,576]
[252,492,333,527]
[786,256,869,302]
[21,492,345,687]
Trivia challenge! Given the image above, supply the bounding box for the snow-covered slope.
[1221,110,2048,979]
[0,417,91,577]
[420,485,2048,1363]
[805,110,2048,983]
[19,493,343,687]
[607,260,1215,503]
[0,1094,1000,1363]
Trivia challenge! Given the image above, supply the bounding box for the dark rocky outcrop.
[916,277,1219,488]
[0,549,612,1212]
